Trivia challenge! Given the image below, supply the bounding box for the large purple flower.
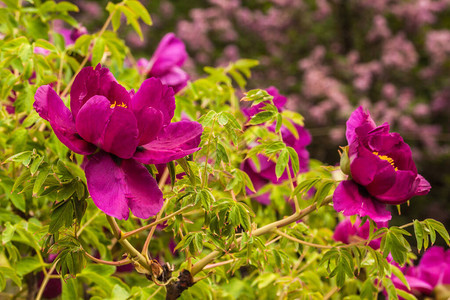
[34,65,202,220]
[333,217,388,249]
[333,106,431,222]
[241,88,311,205]
[137,33,189,93]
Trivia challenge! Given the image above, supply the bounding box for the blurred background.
[72,0,450,240]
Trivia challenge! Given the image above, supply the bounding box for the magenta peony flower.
[388,247,450,298]
[333,106,431,222]
[416,246,450,288]
[34,65,202,220]
[241,87,311,205]
[333,217,388,249]
[137,33,189,93]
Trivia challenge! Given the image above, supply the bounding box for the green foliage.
[0,1,448,299]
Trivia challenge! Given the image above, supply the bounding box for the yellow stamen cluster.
[110,102,127,108]
[373,151,398,171]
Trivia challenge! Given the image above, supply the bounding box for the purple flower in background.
[333,217,387,249]
[333,106,431,222]
[241,88,311,205]
[137,33,189,93]
[34,65,202,220]
[389,246,450,298]
[416,246,450,288]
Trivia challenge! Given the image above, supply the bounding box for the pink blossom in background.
[382,34,418,71]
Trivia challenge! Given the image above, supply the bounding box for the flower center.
[110,102,127,108]
[372,151,398,171]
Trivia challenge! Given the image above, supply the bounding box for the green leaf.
[30,155,44,175]
[0,267,21,288]
[413,220,424,252]
[33,166,50,196]
[275,148,289,179]
[49,200,74,234]
[6,150,33,165]
[126,0,152,25]
[248,111,275,125]
[62,278,78,300]
[15,257,44,276]
[396,289,417,300]
[425,219,450,246]
[391,264,410,291]
[34,39,57,54]
[91,37,106,66]
[286,146,299,175]
[2,222,15,244]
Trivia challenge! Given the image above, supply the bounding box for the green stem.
[35,259,58,300]
[120,204,194,240]
[105,215,150,271]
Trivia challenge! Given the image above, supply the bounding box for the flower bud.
[339,146,351,176]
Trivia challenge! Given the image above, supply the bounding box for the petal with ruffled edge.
[34,85,96,155]
[75,96,139,159]
[333,180,391,222]
[85,152,163,220]
[133,121,203,164]
[374,171,428,204]
[70,64,117,119]
[131,78,175,126]
[346,106,376,145]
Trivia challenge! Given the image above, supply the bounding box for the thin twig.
[120,204,194,240]
[141,199,170,258]
[275,229,332,249]
[35,259,59,300]
[83,251,130,266]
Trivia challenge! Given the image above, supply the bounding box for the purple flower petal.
[149,33,188,75]
[34,85,96,155]
[333,180,391,222]
[75,96,139,159]
[266,86,287,109]
[372,170,421,204]
[154,66,189,93]
[134,107,164,146]
[133,121,203,164]
[70,64,117,118]
[131,78,175,126]
[85,152,163,220]
[417,246,450,287]
[346,106,376,145]
[121,158,164,219]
